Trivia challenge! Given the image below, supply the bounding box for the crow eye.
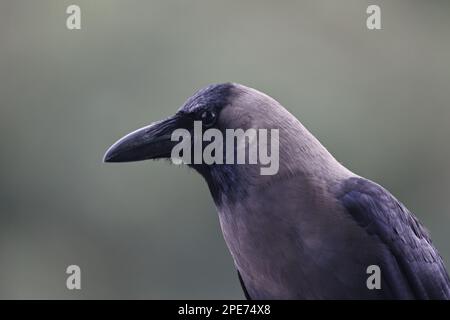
[200,110,217,127]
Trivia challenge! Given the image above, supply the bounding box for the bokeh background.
[1,0,449,299]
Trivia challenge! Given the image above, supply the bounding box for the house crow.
[103,83,450,299]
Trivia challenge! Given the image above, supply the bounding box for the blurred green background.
[1,0,449,299]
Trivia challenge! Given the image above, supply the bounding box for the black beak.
[103,115,182,163]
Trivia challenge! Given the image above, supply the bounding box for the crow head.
[103,83,305,203]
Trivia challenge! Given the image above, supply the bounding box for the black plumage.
[338,177,450,299]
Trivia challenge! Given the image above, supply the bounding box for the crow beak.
[103,115,182,163]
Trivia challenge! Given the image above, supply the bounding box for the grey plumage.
[104,83,450,299]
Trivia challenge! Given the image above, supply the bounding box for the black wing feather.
[338,177,450,299]
[237,270,252,300]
